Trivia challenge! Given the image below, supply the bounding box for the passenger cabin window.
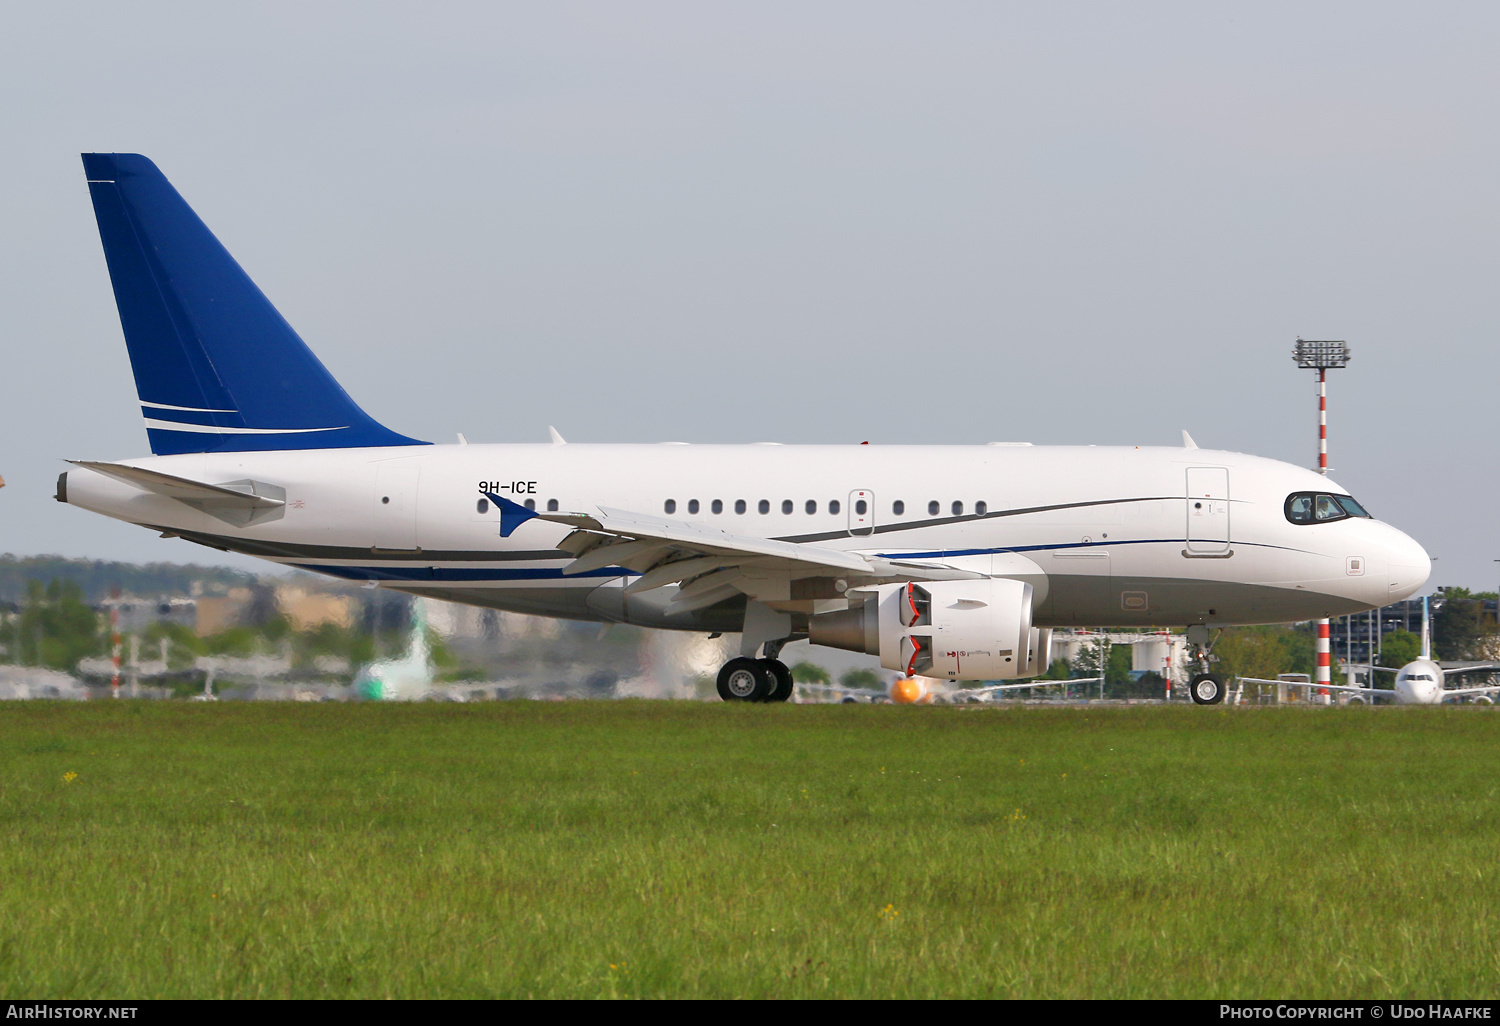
[805,499,817,514]
[952,501,964,516]
[855,499,868,515]
[893,500,904,515]
[524,499,536,511]
[782,499,793,514]
[688,499,700,514]
[758,499,770,514]
[735,499,747,515]
[712,499,723,514]
[829,499,841,515]
[477,499,489,514]
[547,499,559,512]
[1285,492,1372,525]
[664,499,676,514]
[976,501,987,515]
[928,501,939,516]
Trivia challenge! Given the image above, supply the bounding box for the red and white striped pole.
[1316,368,1331,701]
[1317,368,1328,473]
[1293,340,1349,705]
[109,599,121,699]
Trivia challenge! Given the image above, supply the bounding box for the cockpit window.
[1335,495,1370,518]
[1315,495,1343,521]
[1285,492,1373,525]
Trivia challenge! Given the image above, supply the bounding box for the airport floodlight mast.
[1293,338,1352,697]
[1292,338,1351,473]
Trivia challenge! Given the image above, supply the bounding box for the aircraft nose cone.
[1386,527,1431,603]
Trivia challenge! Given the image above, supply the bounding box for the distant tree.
[791,661,830,684]
[840,668,882,689]
[1039,658,1072,680]
[0,555,255,605]
[1434,594,1488,661]
[1118,670,1166,700]
[140,621,202,668]
[1378,629,1421,669]
[1109,644,1134,686]
[14,579,102,669]
[1213,625,1317,681]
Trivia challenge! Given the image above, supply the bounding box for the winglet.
[1182,430,1199,450]
[548,426,567,445]
[1422,595,1432,661]
[483,491,539,538]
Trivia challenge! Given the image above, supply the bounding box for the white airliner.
[1271,598,1500,705]
[58,154,1432,704]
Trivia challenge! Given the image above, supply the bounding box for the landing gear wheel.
[762,659,794,703]
[718,657,771,702]
[1189,672,1225,705]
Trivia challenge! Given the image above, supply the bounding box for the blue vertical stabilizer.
[82,153,427,454]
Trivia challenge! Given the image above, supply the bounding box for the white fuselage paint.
[1389,659,1449,705]
[62,442,1431,632]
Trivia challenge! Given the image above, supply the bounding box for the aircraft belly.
[1034,574,1380,628]
[389,585,602,621]
[586,582,747,633]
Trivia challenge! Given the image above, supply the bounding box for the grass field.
[3,700,1500,998]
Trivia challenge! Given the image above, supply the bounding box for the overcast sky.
[2,2,1497,592]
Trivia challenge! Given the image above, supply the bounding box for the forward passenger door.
[1185,467,1231,556]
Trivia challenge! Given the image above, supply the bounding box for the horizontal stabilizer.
[71,460,286,528]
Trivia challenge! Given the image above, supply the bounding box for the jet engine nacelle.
[810,578,1038,681]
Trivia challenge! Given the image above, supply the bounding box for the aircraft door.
[374,464,421,551]
[1185,467,1230,556]
[848,490,874,536]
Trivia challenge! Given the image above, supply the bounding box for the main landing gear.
[717,606,797,703]
[716,656,794,703]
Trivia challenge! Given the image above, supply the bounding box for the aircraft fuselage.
[62,440,1430,634]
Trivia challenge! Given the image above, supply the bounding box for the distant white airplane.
[60,153,1431,704]
[354,601,435,701]
[1246,597,1500,705]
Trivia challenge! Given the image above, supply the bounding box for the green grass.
[3,701,1500,998]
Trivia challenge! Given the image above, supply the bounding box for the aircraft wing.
[1343,663,1398,675]
[1441,664,1500,678]
[792,682,886,702]
[483,491,984,609]
[967,676,1101,695]
[1438,683,1500,699]
[1236,677,1396,699]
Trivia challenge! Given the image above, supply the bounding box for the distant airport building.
[1328,593,1497,667]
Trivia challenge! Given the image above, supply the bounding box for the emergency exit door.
[848,490,874,536]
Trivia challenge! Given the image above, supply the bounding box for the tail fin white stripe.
[141,400,237,413]
[143,418,345,435]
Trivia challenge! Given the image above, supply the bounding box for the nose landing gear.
[1185,624,1225,705]
[1189,672,1226,705]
